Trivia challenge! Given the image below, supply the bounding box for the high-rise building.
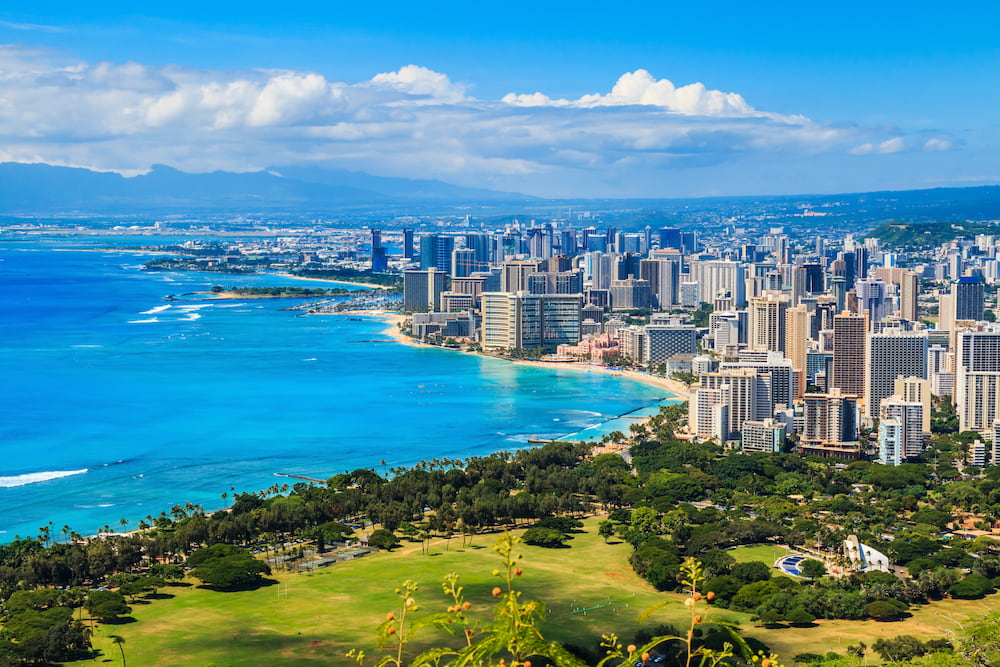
[610,278,653,310]
[699,368,773,439]
[658,227,682,250]
[640,258,680,310]
[402,268,447,312]
[878,397,925,465]
[695,260,746,307]
[748,294,789,353]
[614,253,642,280]
[450,248,478,278]
[644,326,697,363]
[560,230,578,256]
[481,292,582,350]
[894,376,932,435]
[463,233,492,264]
[956,327,1000,435]
[742,419,786,453]
[900,271,919,322]
[955,276,986,321]
[786,305,810,399]
[865,330,928,421]
[402,229,415,260]
[831,312,868,397]
[688,387,729,441]
[419,234,454,272]
[803,263,824,294]
[370,228,388,272]
[526,270,584,295]
[800,388,860,456]
[501,259,546,292]
[856,279,889,323]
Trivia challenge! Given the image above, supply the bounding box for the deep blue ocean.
[0,236,671,541]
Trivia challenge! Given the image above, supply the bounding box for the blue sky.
[1,2,998,197]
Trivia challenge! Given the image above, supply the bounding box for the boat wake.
[0,468,88,488]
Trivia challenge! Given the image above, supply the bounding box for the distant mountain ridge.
[0,162,533,213]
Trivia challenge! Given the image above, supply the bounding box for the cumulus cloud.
[0,45,932,195]
[501,69,787,119]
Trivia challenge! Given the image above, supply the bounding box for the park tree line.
[6,399,1000,662]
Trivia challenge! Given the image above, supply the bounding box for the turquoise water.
[0,238,671,541]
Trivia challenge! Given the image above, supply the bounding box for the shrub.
[521,526,569,548]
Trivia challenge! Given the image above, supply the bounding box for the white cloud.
[369,64,467,103]
[849,137,907,155]
[0,46,935,195]
[501,69,807,122]
[924,137,952,152]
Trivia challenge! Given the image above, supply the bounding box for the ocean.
[0,237,673,541]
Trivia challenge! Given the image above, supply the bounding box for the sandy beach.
[331,310,690,401]
[274,273,392,290]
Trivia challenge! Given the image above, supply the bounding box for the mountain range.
[0,162,532,213]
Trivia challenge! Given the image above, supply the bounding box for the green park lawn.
[82,518,748,666]
[726,544,791,566]
[80,524,1000,666]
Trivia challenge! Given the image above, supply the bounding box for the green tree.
[521,527,569,548]
[187,544,271,591]
[949,574,995,599]
[110,634,127,667]
[598,519,615,543]
[367,529,401,550]
[86,590,131,623]
[865,600,907,621]
[799,559,827,581]
[872,635,928,662]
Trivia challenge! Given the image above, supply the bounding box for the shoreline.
[331,310,690,400]
[329,310,689,444]
[52,247,194,256]
[273,272,392,290]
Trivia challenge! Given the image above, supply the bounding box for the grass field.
[726,544,791,566]
[80,524,1000,666]
[83,519,749,666]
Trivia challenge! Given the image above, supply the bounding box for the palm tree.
[109,634,126,667]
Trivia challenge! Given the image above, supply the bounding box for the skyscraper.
[856,279,888,323]
[748,294,789,353]
[801,388,860,456]
[865,330,928,421]
[955,276,986,321]
[481,292,582,350]
[900,271,919,322]
[698,368,773,439]
[831,312,868,397]
[403,269,447,312]
[695,260,746,307]
[370,228,388,272]
[955,327,1000,435]
[402,228,415,260]
[786,305,810,399]
[879,398,925,465]
[419,234,454,272]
